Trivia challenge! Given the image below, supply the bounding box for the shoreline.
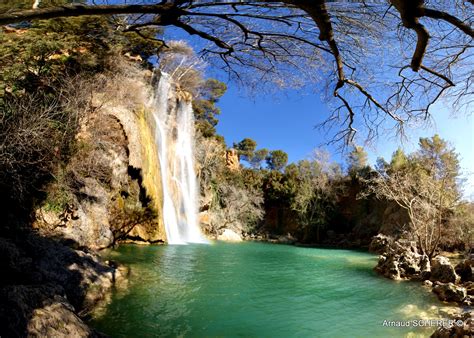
[2,229,470,337]
[93,239,470,337]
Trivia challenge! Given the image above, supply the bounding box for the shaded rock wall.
[0,233,125,337]
[260,178,411,246]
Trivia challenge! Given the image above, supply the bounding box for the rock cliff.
[33,65,169,248]
[226,148,240,171]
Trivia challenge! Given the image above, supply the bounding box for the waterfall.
[151,73,207,245]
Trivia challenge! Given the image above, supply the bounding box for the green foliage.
[262,170,287,202]
[287,159,337,241]
[196,136,264,236]
[266,150,288,171]
[347,145,370,178]
[200,78,227,101]
[193,78,227,138]
[234,138,257,162]
[250,148,269,169]
[240,168,265,192]
[0,0,33,11]
[389,148,408,172]
[417,134,460,190]
[0,16,163,98]
[41,167,74,213]
[448,202,474,252]
[0,14,165,222]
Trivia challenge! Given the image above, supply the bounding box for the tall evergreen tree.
[193,78,227,138]
[234,138,257,163]
[266,150,288,172]
[250,148,269,169]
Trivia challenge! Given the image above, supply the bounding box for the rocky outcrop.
[3,285,96,337]
[370,234,474,314]
[112,105,166,243]
[430,256,459,284]
[430,312,473,338]
[0,233,126,337]
[225,148,240,171]
[34,112,162,249]
[217,229,243,242]
[371,235,429,280]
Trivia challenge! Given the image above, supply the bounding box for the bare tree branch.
[1,0,472,145]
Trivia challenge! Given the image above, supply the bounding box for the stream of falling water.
[151,73,207,245]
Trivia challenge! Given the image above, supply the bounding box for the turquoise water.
[90,242,455,337]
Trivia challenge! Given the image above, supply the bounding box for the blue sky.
[214,84,474,199]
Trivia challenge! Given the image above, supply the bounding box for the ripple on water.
[90,242,456,338]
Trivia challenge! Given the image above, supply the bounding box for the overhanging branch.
[0,3,177,25]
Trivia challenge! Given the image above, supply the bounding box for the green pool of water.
[89,241,455,337]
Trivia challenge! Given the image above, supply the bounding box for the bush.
[0,86,83,206]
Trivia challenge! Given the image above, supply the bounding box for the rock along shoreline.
[369,234,473,337]
[0,230,129,337]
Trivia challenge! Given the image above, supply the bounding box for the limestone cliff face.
[111,106,166,244]
[225,148,240,171]
[34,64,168,248]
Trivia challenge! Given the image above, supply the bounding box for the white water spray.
[151,73,207,245]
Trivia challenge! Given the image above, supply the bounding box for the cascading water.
[151,73,207,245]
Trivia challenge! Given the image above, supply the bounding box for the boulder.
[455,259,473,283]
[432,282,467,303]
[430,256,458,283]
[375,255,401,280]
[217,229,242,242]
[0,284,99,338]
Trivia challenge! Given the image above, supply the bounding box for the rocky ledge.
[0,231,128,337]
[369,234,431,280]
[370,234,473,336]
